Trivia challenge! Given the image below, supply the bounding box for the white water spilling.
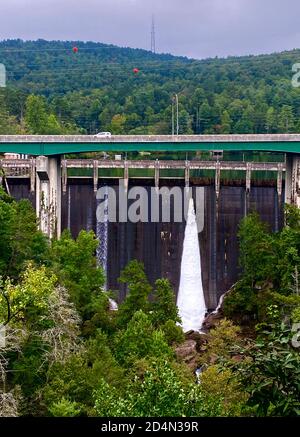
[177,197,207,332]
[96,186,118,311]
[96,186,109,289]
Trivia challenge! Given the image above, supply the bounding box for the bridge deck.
[0,134,300,155]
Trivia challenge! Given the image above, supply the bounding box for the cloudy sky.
[0,0,299,59]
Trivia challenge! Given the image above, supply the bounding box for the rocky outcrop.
[175,340,198,369]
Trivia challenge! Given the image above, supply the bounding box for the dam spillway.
[177,197,207,332]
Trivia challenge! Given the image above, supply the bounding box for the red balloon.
[133,68,139,74]
[73,47,78,53]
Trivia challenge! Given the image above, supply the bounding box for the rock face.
[175,340,198,369]
[202,287,234,330]
[202,310,224,331]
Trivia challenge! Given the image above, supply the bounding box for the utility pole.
[151,15,156,53]
[175,93,179,135]
[171,96,175,135]
[171,94,179,135]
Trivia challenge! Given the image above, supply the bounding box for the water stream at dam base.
[177,197,207,332]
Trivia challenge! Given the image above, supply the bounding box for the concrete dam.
[2,134,297,313]
[5,171,283,311]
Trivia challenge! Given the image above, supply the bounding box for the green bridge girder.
[1,135,300,155]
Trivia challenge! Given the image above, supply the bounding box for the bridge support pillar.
[246,163,252,194]
[185,161,190,189]
[277,163,283,200]
[124,160,129,192]
[285,154,300,207]
[93,160,98,193]
[62,159,68,194]
[36,155,61,239]
[215,162,221,201]
[155,160,160,189]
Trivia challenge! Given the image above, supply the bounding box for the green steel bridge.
[1,134,300,238]
[1,134,300,155]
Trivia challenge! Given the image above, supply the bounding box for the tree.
[25,95,49,134]
[220,110,232,134]
[0,190,48,279]
[109,114,126,134]
[233,323,300,416]
[278,105,295,133]
[266,107,277,133]
[150,279,180,327]
[50,230,105,321]
[116,260,152,327]
[113,310,173,367]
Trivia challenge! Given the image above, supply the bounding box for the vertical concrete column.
[36,155,61,239]
[185,161,190,189]
[246,162,252,193]
[124,160,129,192]
[285,154,300,207]
[62,159,68,194]
[30,158,35,193]
[93,160,98,193]
[215,162,221,201]
[155,159,160,189]
[285,154,293,205]
[49,156,61,239]
[277,163,283,200]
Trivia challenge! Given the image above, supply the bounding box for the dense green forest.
[0,187,300,417]
[1,39,300,135]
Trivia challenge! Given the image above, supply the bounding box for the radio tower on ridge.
[151,15,156,53]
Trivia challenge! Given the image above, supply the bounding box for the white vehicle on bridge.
[94,132,112,138]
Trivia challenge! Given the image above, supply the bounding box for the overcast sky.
[0,0,300,59]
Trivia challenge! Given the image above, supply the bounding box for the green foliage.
[150,279,180,327]
[94,359,190,417]
[161,320,185,346]
[224,206,300,321]
[24,94,78,134]
[49,398,82,417]
[116,260,152,327]
[238,213,275,286]
[113,310,173,367]
[94,359,248,417]
[42,331,124,415]
[11,335,49,398]
[2,40,300,135]
[0,192,48,278]
[196,366,250,417]
[199,319,241,365]
[50,230,105,322]
[0,264,56,327]
[232,323,300,416]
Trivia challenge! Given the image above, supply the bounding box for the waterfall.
[177,197,207,332]
[96,185,118,310]
[96,185,109,289]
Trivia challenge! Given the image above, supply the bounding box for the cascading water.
[177,197,207,332]
[96,186,109,287]
[96,185,118,310]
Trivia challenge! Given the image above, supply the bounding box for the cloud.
[0,0,299,58]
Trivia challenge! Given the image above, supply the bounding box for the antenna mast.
[151,15,156,53]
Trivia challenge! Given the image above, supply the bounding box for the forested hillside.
[1,39,300,135]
